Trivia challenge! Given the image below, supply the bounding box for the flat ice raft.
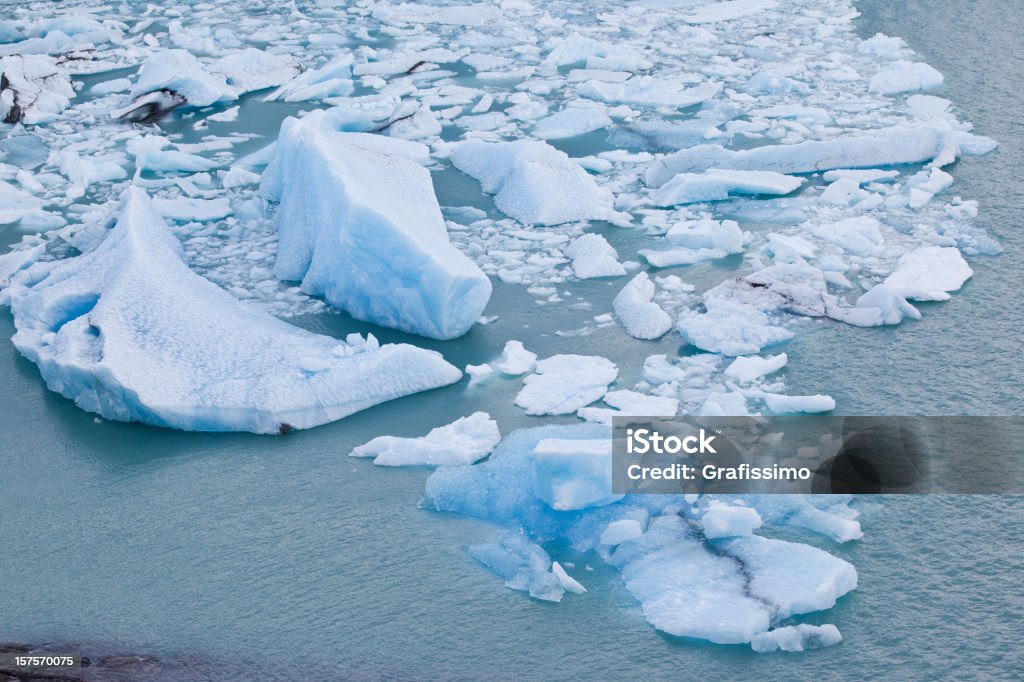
[263,115,491,340]
[6,189,462,433]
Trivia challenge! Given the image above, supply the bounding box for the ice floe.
[3,188,461,433]
[350,412,500,467]
[262,114,491,340]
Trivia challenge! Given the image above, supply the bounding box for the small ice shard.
[724,353,788,383]
[533,106,612,140]
[646,123,990,188]
[128,136,217,173]
[869,61,943,95]
[0,54,74,124]
[678,300,793,356]
[652,170,803,206]
[5,188,462,433]
[349,412,500,467]
[579,77,721,109]
[469,530,565,602]
[532,438,622,511]
[265,53,354,102]
[465,363,494,387]
[494,340,537,375]
[565,234,626,279]
[262,114,492,340]
[613,273,672,340]
[700,502,762,539]
[515,354,618,415]
[751,624,843,653]
[600,519,644,545]
[551,561,587,594]
[450,139,615,226]
[883,246,972,301]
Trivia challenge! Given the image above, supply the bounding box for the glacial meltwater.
[1,0,1022,680]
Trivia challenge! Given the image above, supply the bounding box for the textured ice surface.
[450,139,615,225]
[4,189,461,433]
[613,273,673,340]
[262,114,491,340]
[751,624,843,653]
[493,340,537,375]
[424,424,859,644]
[532,438,622,511]
[350,412,500,467]
[469,530,566,602]
[515,354,618,416]
[700,502,763,539]
[0,54,74,124]
[564,234,626,279]
[883,246,973,301]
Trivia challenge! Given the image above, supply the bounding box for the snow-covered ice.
[652,170,803,206]
[613,273,673,340]
[350,412,500,467]
[4,189,461,433]
[450,139,615,226]
[493,340,537,375]
[515,354,618,416]
[883,246,973,301]
[564,234,626,279]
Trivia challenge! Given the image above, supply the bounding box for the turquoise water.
[2,1,1024,679]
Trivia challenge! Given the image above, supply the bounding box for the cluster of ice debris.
[0,0,1000,651]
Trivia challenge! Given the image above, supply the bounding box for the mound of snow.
[262,114,491,340]
[350,412,500,466]
[450,139,615,225]
[5,188,461,433]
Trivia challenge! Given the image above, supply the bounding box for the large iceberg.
[450,139,615,225]
[262,114,492,340]
[5,188,461,433]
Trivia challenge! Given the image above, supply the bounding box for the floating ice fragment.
[751,624,842,653]
[450,139,615,225]
[682,0,779,24]
[652,169,803,206]
[564,234,626,279]
[4,188,461,433]
[350,412,500,467]
[494,340,537,375]
[533,438,622,511]
[869,61,943,95]
[533,106,613,140]
[469,531,565,602]
[613,273,672,340]
[262,115,491,340]
[600,519,644,545]
[515,354,618,415]
[0,54,74,124]
[883,246,972,301]
[646,123,991,188]
[551,561,587,594]
[700,502,762,539]
[724,353,788,383]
